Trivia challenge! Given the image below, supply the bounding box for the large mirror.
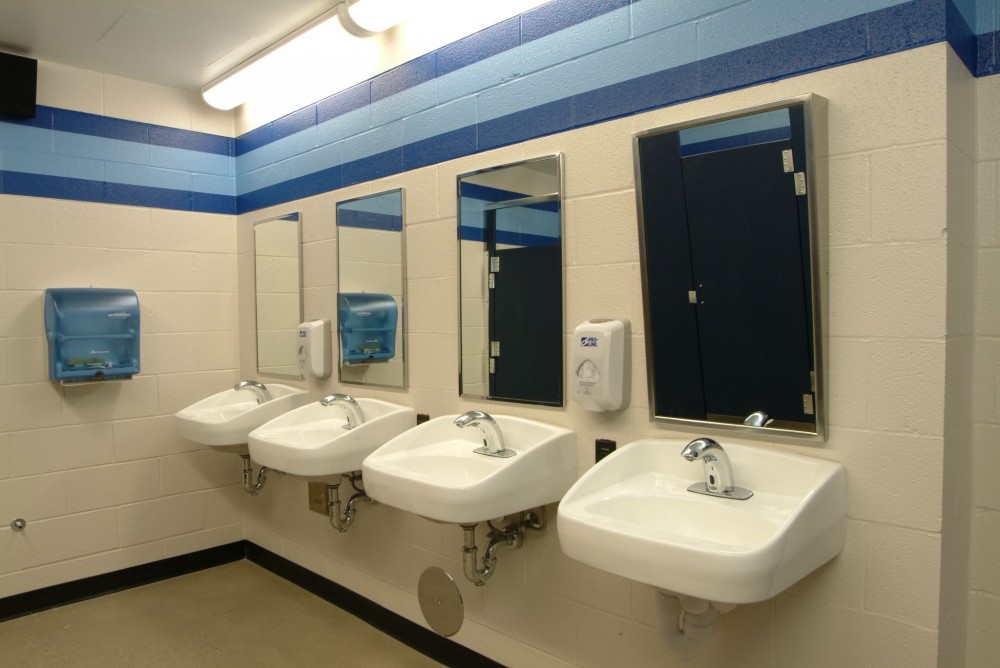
[254,213,303,378]
[636,95,824,438]
[458,155,563,406]
[337,189,406,389]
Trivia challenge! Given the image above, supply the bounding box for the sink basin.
[557,439,846,604]
[174,384,309,454]
[247,398,415,480]
[362,414,576,524]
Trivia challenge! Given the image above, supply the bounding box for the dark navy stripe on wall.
[38,106,233,156]
[338,209,403,231]
[0,170,236,214]
[459,226,559,247]
[978,29,1000,76]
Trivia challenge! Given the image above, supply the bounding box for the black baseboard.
[0,541,245,623]
[245,542,505,668]
[0,541,505,668]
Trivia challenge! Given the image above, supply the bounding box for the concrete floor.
[0,561,444,667]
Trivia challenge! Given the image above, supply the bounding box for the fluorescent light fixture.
[201,0,407,110]
[339,0,412,36]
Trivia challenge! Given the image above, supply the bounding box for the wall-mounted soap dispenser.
[571,319,630,411]
[44,288,140,383]
[297,319,332,379]
[338,293,398,363]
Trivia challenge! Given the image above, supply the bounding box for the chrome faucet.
[233,380,271,404]
[454,410,516,458]
[320,394,365,429]
[681,437,753,500]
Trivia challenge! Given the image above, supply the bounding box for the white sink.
[247,398,415,480]
[362,414,576,524]
[174,384,309,454]
[557,438,846,604]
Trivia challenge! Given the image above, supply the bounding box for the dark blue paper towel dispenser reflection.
[44,288,140,382]
[338,293,397,363]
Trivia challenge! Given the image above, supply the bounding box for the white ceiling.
[0,0,339,90]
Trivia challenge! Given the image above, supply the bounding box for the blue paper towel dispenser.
[44,288,140,382]
[338,293,397,363]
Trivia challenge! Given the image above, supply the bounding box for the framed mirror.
[254,213,303,378]
[635,95,824,438]
[458,155,563,406]
[336,188,406,389]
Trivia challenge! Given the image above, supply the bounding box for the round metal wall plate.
[418,567,464,637]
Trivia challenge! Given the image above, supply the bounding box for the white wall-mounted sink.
[362,414,576,524]
[174,384,309,454]
[557,438,846,604]
[247,398,415,480]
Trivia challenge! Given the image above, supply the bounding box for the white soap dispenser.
[297,319,332,380]
[570,319,630,411]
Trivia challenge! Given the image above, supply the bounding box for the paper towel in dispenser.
[44,288,140,382]
[338,293,398,363]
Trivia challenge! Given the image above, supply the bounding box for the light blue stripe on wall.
[4,147,105,181]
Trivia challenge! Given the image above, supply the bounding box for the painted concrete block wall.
[238,44,959,668]
[0,66,244,598]
[968,71,1000,666]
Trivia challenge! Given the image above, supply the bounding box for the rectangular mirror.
[254,213,303,378]
[458,155,563,406]
[336,188,406,389]
[635,95,824,438]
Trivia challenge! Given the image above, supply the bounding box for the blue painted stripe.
[237,0,968,214]
[0,169,236,213]
[338,209,403,231]
[459,226,559,247]
[680,128,791,158]
[48,107,231,155]
[977,28,1000,74]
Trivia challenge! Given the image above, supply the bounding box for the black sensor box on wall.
[0,51,37,119]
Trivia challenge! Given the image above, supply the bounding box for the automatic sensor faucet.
[233,380,271,404]
[454,410,516,458]
[681,437,753,500]
[320,394,365,429]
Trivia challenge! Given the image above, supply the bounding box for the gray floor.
[0,560,444,667]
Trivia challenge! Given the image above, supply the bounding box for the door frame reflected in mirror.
[253,212,303,379]
[634,94,826,440]
[457,154,565,407]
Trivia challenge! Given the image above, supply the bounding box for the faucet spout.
[681,438,753,500]
[233,380,271,404]
[320,394,365,429]
[454,410,516,458]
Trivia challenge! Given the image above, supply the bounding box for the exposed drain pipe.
[240,455,271,495]
[653,590,736,660]
[326,472,372,532]
[460,509,545,586]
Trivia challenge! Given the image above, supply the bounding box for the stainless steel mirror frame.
[335,188,408,390]
[633,94,826,441]
[253,212,304,380]
[455,153,566,406]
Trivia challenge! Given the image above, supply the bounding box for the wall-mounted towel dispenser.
[44,288,140,383]
[338,292,398,363]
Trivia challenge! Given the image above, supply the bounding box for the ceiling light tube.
[201,6,343,110]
